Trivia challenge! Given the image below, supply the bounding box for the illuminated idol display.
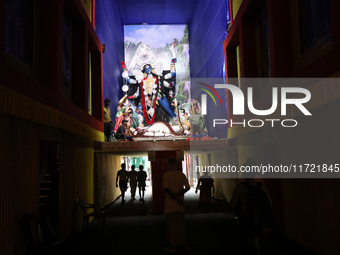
[117,25,201,140]
[120,43,188,138]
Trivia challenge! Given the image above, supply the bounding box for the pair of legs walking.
[120,183,146,203]
[138,186,145,202]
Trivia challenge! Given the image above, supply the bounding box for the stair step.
[39,195,50,202]
[40,181,53,187]
[41,181,53,185]
[39,188,53,196]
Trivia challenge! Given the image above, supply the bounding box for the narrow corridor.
[60,185,318,255]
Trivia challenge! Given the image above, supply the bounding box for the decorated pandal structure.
[112,42,209,143]
[95,138,231,154]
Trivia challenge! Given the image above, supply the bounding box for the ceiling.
[117,0,200,25]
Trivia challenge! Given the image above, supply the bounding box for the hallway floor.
[60,184,319,255]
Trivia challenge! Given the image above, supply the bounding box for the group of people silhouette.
[115,163,147,204]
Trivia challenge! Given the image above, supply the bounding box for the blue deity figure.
[122,43,178,126]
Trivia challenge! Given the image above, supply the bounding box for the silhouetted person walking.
[129,165,138,200]
[137,165,147,202]
[195,171,215,212]
[163,157,190,253]
[116,119,133,141]
[231,158,272,255]
[116,163,129,204]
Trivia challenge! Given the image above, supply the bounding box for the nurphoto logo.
[200,84,312,128]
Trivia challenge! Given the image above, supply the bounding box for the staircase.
[38,144,60,227]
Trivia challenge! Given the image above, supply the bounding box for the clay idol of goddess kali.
[119,42,189,138]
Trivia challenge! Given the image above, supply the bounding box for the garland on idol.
[121,61,184,135]
[140,75,159,125]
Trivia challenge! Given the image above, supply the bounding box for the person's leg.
[131,184,136,199]
[197,126,203,140]
[104,123,109,141]
[119,188,125,203]
[166,212,188,250]
[142,186,145,201]
[166,213,175,251]
[138,186,142,201]
[119,182,127,203]
[104,122,112,142]
[191,124,198,139]
[158,96,176,118]
[126,136,133,142]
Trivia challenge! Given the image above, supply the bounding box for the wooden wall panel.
[0,112,98,252]
[0,113,39,255]
[281,179,340,255]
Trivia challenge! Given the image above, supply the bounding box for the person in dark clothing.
[129,165,138,200]
[116,163,129,204]
[116,119,133,141]
[163,157,190,253]
[103,98,112,142]
[195,171,215,212]
[137,165,147,202]
[231,158,272,255]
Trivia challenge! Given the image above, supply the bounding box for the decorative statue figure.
[119,43,186,137]
[189,97,208,139]
[113,95,129,132]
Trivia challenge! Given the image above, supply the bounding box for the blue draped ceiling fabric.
[117,0,199,24]
[95,0,230,138]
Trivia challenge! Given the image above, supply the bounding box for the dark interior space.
[1,0,340,255]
